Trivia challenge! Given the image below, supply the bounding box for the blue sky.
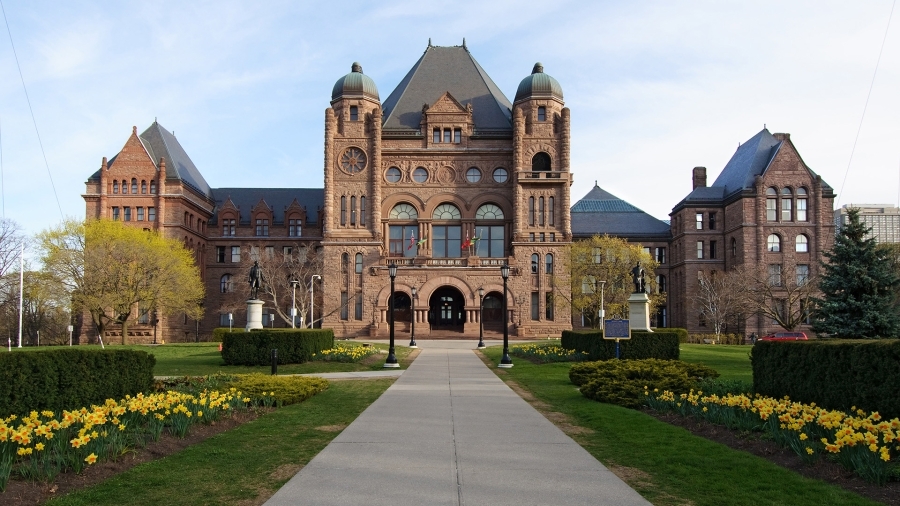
[0,0,898,237]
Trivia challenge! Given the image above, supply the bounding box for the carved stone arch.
[375,282,420,307]
[424,194,466,218]
[383,192,426,214]
[415,275,479,307]
[469,192,513,220]
[523,143,558,161]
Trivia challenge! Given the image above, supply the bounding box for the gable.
[428,92,469,114]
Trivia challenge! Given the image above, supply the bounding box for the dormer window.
[537,106,546,121]
[454,128,461,143]
[433,128,440,143]
[349,106,358,121]
[443,129,451,143]
[113,181,119,194]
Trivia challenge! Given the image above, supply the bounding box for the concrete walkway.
[265,341,650,506]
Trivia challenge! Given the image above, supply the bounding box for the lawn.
[679,343,753,382]
[48,378,394,505]
[480,347,880,506]
[8,341,415,376]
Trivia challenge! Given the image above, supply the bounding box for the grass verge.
[679,343,752,382]
[47,378,394,506]
[480,347,880,506]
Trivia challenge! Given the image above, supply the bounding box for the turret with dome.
[514,63,564,104]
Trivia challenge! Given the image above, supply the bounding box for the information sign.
[603,319,631,340]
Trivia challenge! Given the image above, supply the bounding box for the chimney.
[692,167,707,189]
[773,133,790,141]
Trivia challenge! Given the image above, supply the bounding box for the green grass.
[679,343,753,382]
[47,378,394,506]
[10,342,415,376]
[481,347,880,506]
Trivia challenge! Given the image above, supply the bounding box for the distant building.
[834,204,900,243]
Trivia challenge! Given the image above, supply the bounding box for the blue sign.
[604,319,631,340]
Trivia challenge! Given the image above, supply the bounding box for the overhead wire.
[837,0,896,205]
[0,0,64,220]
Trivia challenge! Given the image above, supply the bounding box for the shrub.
[571,359,719,409]
[313,343,378,362]
[509,343,587,363]
[221,329,334,366]
[752,339,900,419]
[226,374,329,407]
[0,348,155,418]
[561,329,680,361]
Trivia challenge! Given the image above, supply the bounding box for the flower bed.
[645,389,900,484]
[312,344,378,363]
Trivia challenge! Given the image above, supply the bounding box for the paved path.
[265,341,651,506]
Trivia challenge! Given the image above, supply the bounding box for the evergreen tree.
[813,208,900,338]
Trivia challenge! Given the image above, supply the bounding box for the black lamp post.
[409,286,417,348]
[385,262,399,368]
[499,263,513,367]
[477,287,485,349]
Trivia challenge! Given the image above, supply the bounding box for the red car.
[759,331,808,341]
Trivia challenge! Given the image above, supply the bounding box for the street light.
[599,280,606,331]
[498,263,512,368]
[310,275,321,329]
[409,286,417,348]
[477,287,485,349]
[290,280,300,328]
[385,262,399,368]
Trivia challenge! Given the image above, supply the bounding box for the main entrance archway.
[429,286,465,331]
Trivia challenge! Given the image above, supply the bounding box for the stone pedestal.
[246,299,264,331]
[628,292,653,332]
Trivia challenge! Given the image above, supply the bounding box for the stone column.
[628,292,653,332]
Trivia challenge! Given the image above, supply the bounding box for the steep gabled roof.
[709,128,782,198]
[381,45,512,132]
[139,122,212,197]
[571,184,671,239]
[209,188,323,226]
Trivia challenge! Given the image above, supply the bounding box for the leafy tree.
[37,219,204,344]
[813,208,900,338]
[740,257,820,332]
[692,268,753,337]
[0,269,72,346]
[561,234,659,328]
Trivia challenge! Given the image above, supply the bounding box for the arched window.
[150,180,156,194]
[549,197,555,226]
[796,234,809,253]
[531,254,539,273]
[545,253,553,274]
[528,197,535,226]
[767,234,781,252]
[131,178,138,194]
[112,180,119,194]
[350,196,357,225]
[141,180,147,194]
[360,196,366,226]
[220,274,233,293]
[766,187,777,221]
[781,188,793,221]
[538,197,545,226]
[797,188,808,221]
[532,152,551,172]
[340,196,347,226]
[121,180,128,194]
[731,237,737,257]
[355,253,363,274]
[475,204,505,258]
[389,204,419,258]
[432,204,461,258]
[341,253,349,273]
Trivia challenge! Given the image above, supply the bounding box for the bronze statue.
[631,262,645,293]
[249,260,262,299]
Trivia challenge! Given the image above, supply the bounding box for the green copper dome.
[331,62,380,101]
[514,62,563,103]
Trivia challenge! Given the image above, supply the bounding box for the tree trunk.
[121,319,128,345]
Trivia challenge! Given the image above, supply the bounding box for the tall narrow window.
[656,247,666,263]
[767,234,781,252]
[355,294,363,320]
[474,204,505,258]
[531,292,539,320]
[231,246,241,263]
[538,197,545,226]
[349,106,358,121]
[223,218,235,236]
[781,188,793,221]
[531,254,539,273]
[548,197,555,226]
[131,179,138,194]
[112,207,120,220]
[341,253,349,275]
[433,129,440,143]
[340,292,348,320]
[797,188,808,221]
[710,241,717,259]
[220,274,233,293]
[697,241,704,259]
[709,212,717,230]
[350,196,357,225]
[768,264,782,286]
[537,106,546,121]
[355,253,363,274]
[796,234,808,252]
[545,253,553,274]
[731,237,737,257]
[289,219,301,237]
[696,213,703,229]
[657,275,667,292]
[113,181,119,194]
[141,180,147,194]
[150,181,156,194]
[545,292,554,320]
[124,207,132,221]
[766,188,777,221]
[340,196,347,226]
[137,207,145,221]
[360,196,366,226]
[255,219,269,236]
[453,128,461,143]
[148,207,156,222]
[443,129,451,143]
[796,264,810,285]
[528,197,535,226]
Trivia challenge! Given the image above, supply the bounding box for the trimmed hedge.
[221,329,334,366]
[225,374,329,406]
[0,348,155,418]
[570,359,719,409]
[752,339,900,419]
[561,329,681,361]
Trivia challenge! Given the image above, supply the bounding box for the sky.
[0,0,898,239]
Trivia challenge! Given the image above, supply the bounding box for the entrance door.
[482,292,504,330]
[429,287,464,329]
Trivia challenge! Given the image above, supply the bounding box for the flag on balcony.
[461,232,471,250]
[407,231,416,250]
[416,235,428,247]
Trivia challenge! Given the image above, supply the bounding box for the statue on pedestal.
[631,262,645,294]
[249,261,263,299]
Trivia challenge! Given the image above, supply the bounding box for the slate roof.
[208,188,323,226]
[381,45,512,132]
[571,184,672,239]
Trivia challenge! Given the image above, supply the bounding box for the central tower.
[321,43,572,339]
